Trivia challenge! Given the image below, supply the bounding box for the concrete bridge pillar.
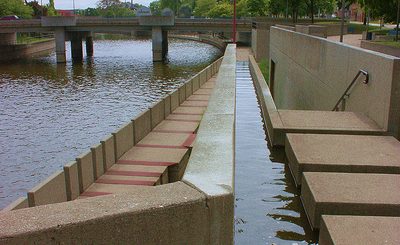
[0,33,17,45]
[85,33,94,57]
[70,32,83,62]
[55,28,66,63]
[152,27,168,62]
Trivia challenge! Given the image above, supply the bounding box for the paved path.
[327,34,362,47]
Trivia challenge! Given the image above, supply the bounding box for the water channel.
[234,61,317,244]
[0,38,221,209]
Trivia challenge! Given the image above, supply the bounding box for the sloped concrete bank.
[0,45,236,244]
[0,39,55,61]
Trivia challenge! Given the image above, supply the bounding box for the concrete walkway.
[327,34,362,47]
[78,75,217,198]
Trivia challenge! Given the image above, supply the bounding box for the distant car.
[0,15,19,20]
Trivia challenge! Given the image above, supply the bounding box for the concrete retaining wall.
[270,27,400,138]
[361,40,400,58]
[0,44,233,245]
[0,39,55,61]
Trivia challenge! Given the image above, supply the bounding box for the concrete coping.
[138,16,174,26]
[41,16,77,27]
[182,44,236,196]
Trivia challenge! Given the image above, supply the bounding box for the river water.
[0,38,221,209]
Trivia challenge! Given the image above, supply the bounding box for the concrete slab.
[271,110,384,146]
[301,172,400,230]
[133,110,151,144]
[187,94,210,101]
[91,143,104,179]
[201,81,216,89]
[194,88,213,95]
[170,89,180,111]
[179,86,186,104]
[286,134,400,186]
[63,161,80,201]
[112,121,134,159]
[82,183,152,195]
[119,146,188,166]
[319,215,400,245]
[153,120,199,133]
[76,151,95,193]
[163,95,171,118]
[101,135,115,171]
[108,164,167,175]
[172,106,206,115]
[166,114,202,122]
[28,171,68,207]
[192,75,200,92]
[181,100,208,107]
[97,174,158,186]
[136,132,195,148]
[150,100,165,129]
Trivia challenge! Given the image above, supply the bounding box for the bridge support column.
[152,27,167,62]
[70,32,83,62]
[0,33,17,45]
[55,28,66,63]
[85,34,94,57]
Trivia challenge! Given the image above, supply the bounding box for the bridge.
[0,16,252,62]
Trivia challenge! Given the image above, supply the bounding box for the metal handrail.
[332,69,369,111]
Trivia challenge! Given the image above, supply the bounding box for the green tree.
[236,0,249,17]
[267,0,286,17]
[150,1,162,15]
[84,7,101,16]
[46,0,57,16]
[207,2,232,17]
[247,0,266,16]
[194,0,216,16]
[160,0,181,14]
[0,0,33,18]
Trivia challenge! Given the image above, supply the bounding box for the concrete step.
[301,172,400,230]
[270,110,385,146]
[153,119,199,134]
[79,183,152,198]
[118,146,189,166]
[319,215,400,245]
[136,132,196,149]
[180,100,208,107]
[165,114,202,122]
[285,134,400,186]
[171,106,206,116]
[186,94,210,101]
[193,88,213,95]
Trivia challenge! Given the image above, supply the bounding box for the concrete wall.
[361,41,400,58]
[0,39,55,61]
[251,22,270,62]
[270,27,400,138]
[0,45,234,245]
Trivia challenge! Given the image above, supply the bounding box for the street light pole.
[233,0,236,43]
[73,0,76,15]
[396,0,399,42]
[340,0,345,42]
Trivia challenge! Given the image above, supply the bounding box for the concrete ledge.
[179,86,186,104]
[41,16,76,27]
[100,135,115,171]
[286,134,400,186]
[163,95,171,118]
[0,182,211,244]
[138,16,174,26]
[150,100,165,129]
[1,197,28,212]
[361,40,400,58]
[192,75,200,92]
[90,143,104,179]
[27,171,67,207]
[319,215,400,245]
[133,110,151,144]
[113,122,134,159]
[170,89,179,111]
[76,151,95,193]
[182,44,236,244]
[301,172,400,230]
[63,161,80,201]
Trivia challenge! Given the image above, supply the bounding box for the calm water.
[0,38,221,209]
[234,62,317,244]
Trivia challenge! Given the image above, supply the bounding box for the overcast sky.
[45,0,152,9]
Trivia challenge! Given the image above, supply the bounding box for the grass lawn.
[258,58,269,84]
[373,41,400,48]
[17,36,52,44]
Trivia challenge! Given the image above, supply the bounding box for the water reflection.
[234,62,317,244]
[0,38,221,209]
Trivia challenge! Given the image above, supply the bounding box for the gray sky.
[48,0,151,9]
